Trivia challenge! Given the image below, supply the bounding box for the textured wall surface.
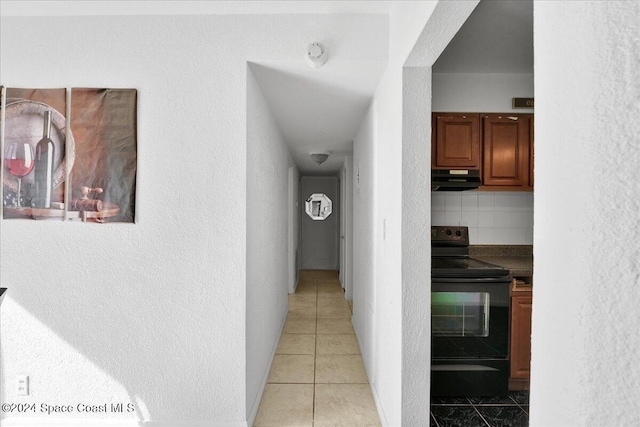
[0,6,387,426]
[400,66,432,427]
[531,1,640,425]
[399,1,479,425]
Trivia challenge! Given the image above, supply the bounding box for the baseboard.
[245,306,288,426]
[370,382,388,427]
[0,420,247,427]
[352,320,388,427]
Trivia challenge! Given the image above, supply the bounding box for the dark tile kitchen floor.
[430,392,529,427]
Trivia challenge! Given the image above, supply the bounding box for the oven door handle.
[431,364,499,372]
[432,276,512,284]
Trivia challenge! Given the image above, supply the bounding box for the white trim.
[370,381,388,427]
[245,307,287,426]
[287,166,296,294]
[0,420,247,427]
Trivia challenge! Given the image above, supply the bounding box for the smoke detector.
[306,42,328,68]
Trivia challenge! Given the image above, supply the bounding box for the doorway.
[300,176,340,270]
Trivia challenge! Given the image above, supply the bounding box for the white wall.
[531,1,640,425]
[2,13,249,426]
[352,102,377,406]
[351,1,481,424]
[245,66,293,424]
[432,73,534,113]
[0,5,387,426]
[400,1,480,425]
[432,191,534,245]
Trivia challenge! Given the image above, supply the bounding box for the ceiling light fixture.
[310,151,330,165]
[306,42,328,68]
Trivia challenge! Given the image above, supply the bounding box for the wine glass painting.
[1,86,137,223]
[4,140,34,208]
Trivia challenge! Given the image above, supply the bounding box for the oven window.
[432,292,490,337]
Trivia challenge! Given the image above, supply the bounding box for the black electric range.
[431,226,512,397]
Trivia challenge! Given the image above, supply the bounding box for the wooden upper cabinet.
[432,114,480,169]
[482,114,532,188]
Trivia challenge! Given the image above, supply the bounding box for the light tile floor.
[254,270,381,427]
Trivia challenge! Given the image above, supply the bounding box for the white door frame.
[287,166,296,294]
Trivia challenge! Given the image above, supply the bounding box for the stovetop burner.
[431,226,510,279]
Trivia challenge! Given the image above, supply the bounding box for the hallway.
[254,270,381,426]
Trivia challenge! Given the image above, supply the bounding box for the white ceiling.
[0,1,393,16]
[251,60,387,174]
[251,0,533,176]
[433,0,533,74]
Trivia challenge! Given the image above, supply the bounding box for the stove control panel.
[431,226,469,247]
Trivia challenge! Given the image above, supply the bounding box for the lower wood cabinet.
[509,277,532,390]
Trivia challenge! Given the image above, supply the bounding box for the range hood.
[432,169,481,191]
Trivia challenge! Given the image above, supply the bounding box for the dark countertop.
[474,256,533,277]
[469,245,534,277]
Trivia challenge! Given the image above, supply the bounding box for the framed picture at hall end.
[0,86,137,223]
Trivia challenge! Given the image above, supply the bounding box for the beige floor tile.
[283,317,316,334]
[288,305,317,319]
[288,293,317,307]
[254,383,314,427]
[314,384,381,426]
[294,284,317,294]
[316,318,355,335]
[317,304,352,319]
[276,334,316,355]
[298,270,317,279]
[317,270,339,280]
[315,355,368,383]
[317,277,340,284]
[268,355,315,383]
[317,285,344,294]
[317,294,348,307]
[316,334,361,355]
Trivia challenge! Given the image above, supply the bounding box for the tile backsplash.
[431,191,534,244]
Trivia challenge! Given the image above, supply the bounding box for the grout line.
[430,412,441,427]
[312,270,318,424]
[472,404,493,427]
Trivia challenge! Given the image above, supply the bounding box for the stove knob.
[455,230,462,237]
[446,229,452,236]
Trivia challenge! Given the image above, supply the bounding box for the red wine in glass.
[4,140,35,208]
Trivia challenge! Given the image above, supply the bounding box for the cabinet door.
[510,294,532,379]
[529,115,534,187]
[482,114,531,186]
[433,114,480,168]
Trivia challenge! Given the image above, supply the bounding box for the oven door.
[431,277,510,359]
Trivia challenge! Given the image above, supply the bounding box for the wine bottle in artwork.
[33,110,56,208]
